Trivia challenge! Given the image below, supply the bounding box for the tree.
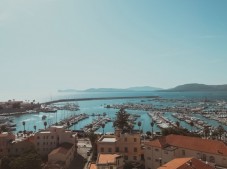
[67,121,70,129]
[101,123,105,135]
[33,125,36,132]
[189,121,194,132]
[1,125,9,132]
[22,121,26,132]
[216,125,225,140]
[203,126,210,138]
[176,121,180,128]
[138,121,142,132]
[113,108,132,130]
[150,121,155,136]
[44,121,47,130]
[9,150,42,169]
[146,131,152,137]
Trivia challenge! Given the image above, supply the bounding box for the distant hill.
[164,83,227,92]
[58,86,162,93]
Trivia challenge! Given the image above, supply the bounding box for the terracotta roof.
[146,134,227,156]
[88,163,97,169]
[158,157,214,169]
[49,143,73,156]
[97,154,121,164]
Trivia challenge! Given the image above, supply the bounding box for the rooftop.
[145,134,227,156]
[49,142,73,156]
[158,157,214,169]
[88,163,97,169]
[97,154,121,164]
[101,137,117,142]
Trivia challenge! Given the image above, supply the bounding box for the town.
[0,107,227,169]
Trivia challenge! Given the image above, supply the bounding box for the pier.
[43,96,159,105]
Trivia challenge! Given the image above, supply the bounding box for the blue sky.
[0,0,227,98]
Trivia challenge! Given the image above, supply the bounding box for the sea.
[8,91,227,133]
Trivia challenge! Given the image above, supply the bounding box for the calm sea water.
[11,91,227,133]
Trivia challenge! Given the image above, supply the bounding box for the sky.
[0,0,227,99]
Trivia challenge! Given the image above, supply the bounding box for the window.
[134,147,137,152]
[202,154,206,161]
[101,147,104,152]
[51,136,54,139]
[116,147,119,152]
[124,138,127,142]
[209,156,215,163]
[37,142,39,146]
[148,147,151,150]
[124,156,128,160]
[133,156,137,160]
[43,136,45,139]
[124,147,128,152]
[155,148,159,152]
[43,142,45,145]
[134,138,137,142]
[108,148,112,153]
[37,136,40,139]
[164,150,168,154]
[147,157,151,160]
[182,150,185,156]
[110,166,113,169]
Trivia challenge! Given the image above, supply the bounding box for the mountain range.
[164,83,227,92]
[58,86,162,92]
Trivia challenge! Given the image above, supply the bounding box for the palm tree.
[22,121,26,132]
[176,121,180,128]
[138,121,142,132]
[101,123,105,135]
[189,121,194,132]
[33,125,37,132]
[67,121,70,129]
[151,121,154,136]
[44,121,47,130]
[217,125,225,140]
[203,126,210,138]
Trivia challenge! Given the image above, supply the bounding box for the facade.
[48,142,75,169]
[88,153,124,169]
[97,129,142,162]
[33,126,77,156]
[158,157,214,169]
[144,134,227,169]
[0,132,15,157]
[9,136,35,156]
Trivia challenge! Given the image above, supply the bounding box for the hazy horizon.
[1,0,227,100]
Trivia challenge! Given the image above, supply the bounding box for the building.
[144,134,227,169]
[88,153,124,169]
[158,157,214,169]
[9,135,35,156]
[48,142,75,169]
[0,132,15,157]
[97,129,142,162]
[33,126,77,156]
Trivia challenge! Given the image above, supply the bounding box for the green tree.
[203,126,210,138]
[216,125,225,140]
[138,121,142,132]
[22,121,26,132]
[146,131,152,137]
[113,108,132,130]
[10,150,42,169]
[150,121,155,136]
[101,123,105,135]
[176,121,180,128]
[44,121,47,130]
[189,121,194,132]
[33,125,36,132]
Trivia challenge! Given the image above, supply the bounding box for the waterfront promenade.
[43,96,159,105]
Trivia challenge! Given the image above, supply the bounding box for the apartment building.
[144,134,227,169]
[33,126,77,156]
[48,142,75,169]
[158,157,214,169]
[97,129,142,162]
[0,132,15,157]
[88,153,124,169]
